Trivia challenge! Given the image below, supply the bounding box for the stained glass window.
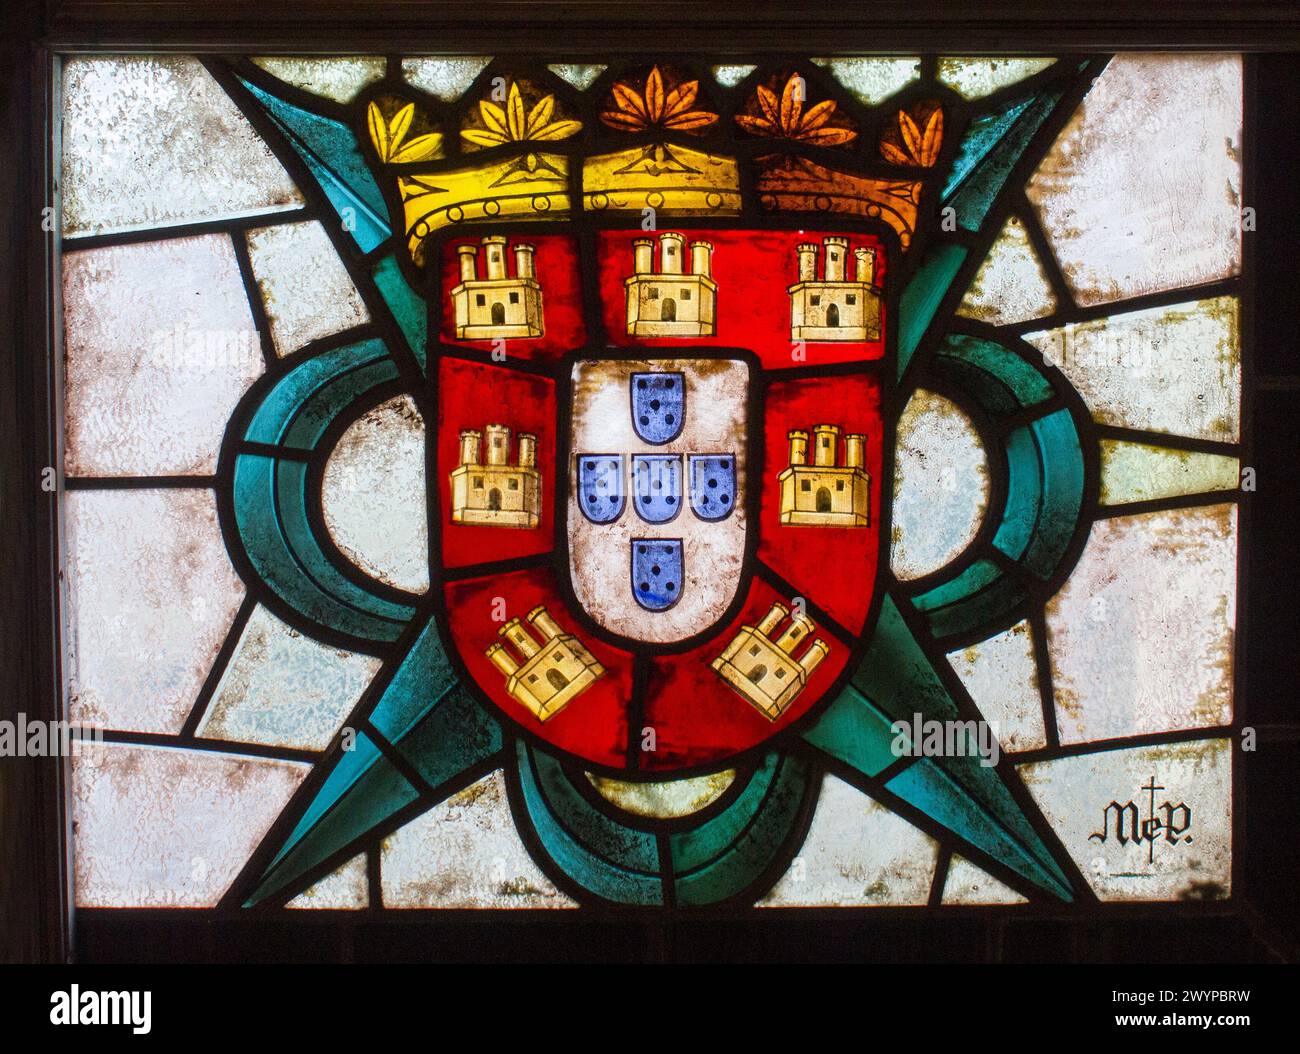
[57,52,1247,917]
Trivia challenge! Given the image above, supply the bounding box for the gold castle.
[451,236,544,339]
[777,424,871,528]
[625,232,717,337]
[486,606,605,722]
[711,602,830,720]
[449,425,541,528]
[788,237,882,342]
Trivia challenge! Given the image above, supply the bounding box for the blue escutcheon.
[577,454,625,524]
[631,454,682,523]
[688,453,736,522]
[630,371,685,445]
[631,539,684,612]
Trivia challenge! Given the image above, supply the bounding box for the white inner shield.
[567,358,748,643]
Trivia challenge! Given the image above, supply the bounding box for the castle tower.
[787,236,883,343]
[812,424,840,467]
[450,235,545,340]
[517,432,536,468]
[798,639,830,676]
[484,424,510,466]
[788,429,809,467]
[486,642,519,677]
[823,236,848,282]
[711,602,831,721]
[485,605,605,722]
[448,422,542,529]
[659,232,686,274]
[844,433,866,470]
[854,246,876,286]
[797,243,818,283]
[457,243,478,283]
[458,429,481,467]
[527,605,563,641]
[514,243,536,280]
[633,238,654,275]
[777,421,871,528]
[691,241,713,279]
[756,602,788,637]
[483,235,509,280]
[624,231,718,337]
[775,612,815,653]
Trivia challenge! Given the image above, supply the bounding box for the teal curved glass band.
[230,338,417,646]
[909,334,1087,640]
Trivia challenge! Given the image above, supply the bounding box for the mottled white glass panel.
[947,620,1046,753]
[760,777,938,907]
[547,64,605,90]
[63,235,264,477]
[321,395,429,594]
[942,854,1028,905]
[891,389,989,580]
[1047,505,1236,744]
[401,57,491,100]
[286,853,369,909]
[1100,442,1240,506]
[1027,54,1241,307]
[1023,297,1240,444]
[814,58,921,105]
[65,489,244,734]
[938,58,1055,100]
[1021,739,1231,902]
[246,221,369,356]
[196,605,381,750]
[251,57,386,103]
[957,216,1058,326]
[586,770,735,819]
[381,772,575,908]
[712,65,756,88]
[72,742,308,907]
[62,57,301,238]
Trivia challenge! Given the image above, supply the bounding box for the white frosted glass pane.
[956,215,1057,326]
[286,853,369,909]
[937,58,1055,100]
[65,489,244,734]
[586,770,735,819]
[196,605,382,750]
[63,235,264,477]
[814,57,921,105]
[1047,505,1236,744]
[1100,441,1240,506]
[62,56,301,238]
[380,771,575,908]
[1021,739,1231,902]
[547,64,605,91]
[401,57,491,100]
[72,742,308,907]
[251,57,386,103]
[891,389,988,580]
[947,620,1046,753]
[712,65,756,88]
[942,854,1028,905]
[246,221,369,356]
[321,395,429,593]
[760,776,938,907]
[1023,297,1240,443]
[1028,54,1241,306]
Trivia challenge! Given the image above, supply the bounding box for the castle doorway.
[491,301,505,325]
[661,297,677,322]
[547,668,570,692]
[488,487,502,510]
[816,487,832,512]
[747,663,768,684]
[826,302,840,327]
